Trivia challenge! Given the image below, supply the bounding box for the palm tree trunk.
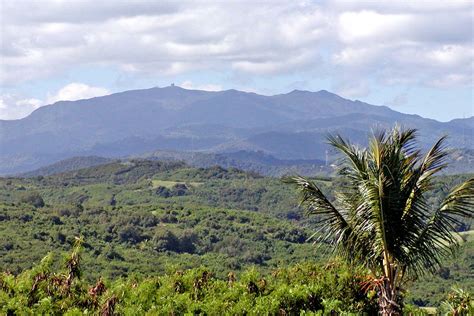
[378,278,401,316]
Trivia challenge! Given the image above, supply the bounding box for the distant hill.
[20,156,113,177]
[24,159,260,188]
[1,86,472,174]
[140,150,329,177]
[17,151,329,178]
[20,147,474,178]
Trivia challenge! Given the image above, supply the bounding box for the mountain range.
[1,86,473,175]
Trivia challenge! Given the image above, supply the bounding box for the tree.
[285,127,474,315]
[20,191,45,208]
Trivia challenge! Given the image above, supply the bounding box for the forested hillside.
[0,160,472,312]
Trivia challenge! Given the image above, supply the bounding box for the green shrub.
[441,287,474,316]
[19,191,45,208]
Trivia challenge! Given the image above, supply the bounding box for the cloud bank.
[0,83,110,120]
[46,83,110,104]
[0,0,472,119]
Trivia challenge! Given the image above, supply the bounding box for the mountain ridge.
[1,86,472,175]
[19,147,474,179]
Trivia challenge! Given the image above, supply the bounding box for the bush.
[152,229,180,252]
[118,226,146,244]
[19,192,45,208]
[170,183,188,196]
[152,229,198,253]
[441,287,474,316]
[155,186,171,197]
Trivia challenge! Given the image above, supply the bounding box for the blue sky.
[0,0,472,121]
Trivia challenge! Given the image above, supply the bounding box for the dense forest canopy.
[0,160,472,314]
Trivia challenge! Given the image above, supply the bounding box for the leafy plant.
[441,286,474,316]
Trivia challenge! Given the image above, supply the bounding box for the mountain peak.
[288,89,311,94]
[286,89,340,99]
[317,89,330,94]
[163,84,185,90]
[316,89,341,98]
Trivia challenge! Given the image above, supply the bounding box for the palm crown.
[286,127,473,314]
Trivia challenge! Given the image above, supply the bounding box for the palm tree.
[285,127,473,315]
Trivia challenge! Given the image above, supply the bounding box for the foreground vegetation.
[1,240,472,315]
[0,239,379,315]
[0,154,472,313]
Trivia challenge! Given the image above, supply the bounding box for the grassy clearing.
[420,307,437,314]
[152,179,202,188]
[459,230,474,242]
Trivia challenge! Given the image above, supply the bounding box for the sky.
[0,0,472,121]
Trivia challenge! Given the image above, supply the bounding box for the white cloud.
[338,10,411,44]
[429,74,473,88]
[180,81,222,92]
[0,83,110,119]
[0,0,472,106]
[426,45,472,67]
[333,80,370,99]
[331,0,472,14]
[332,46,383,67]
[46,83,110,104]
[385,92,409,107]
[328,1,473,88]
[0,94,42,120]
[0,1,330,84]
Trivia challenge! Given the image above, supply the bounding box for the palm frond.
[402,136,449,212]
[406,178,474,277]
[439,178,474,217]
[327,134,368,181]
[283,176,351,246]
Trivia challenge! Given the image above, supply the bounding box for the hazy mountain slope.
[20,156,114,177]
[20,147,474,179]
[0,86,472,175]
